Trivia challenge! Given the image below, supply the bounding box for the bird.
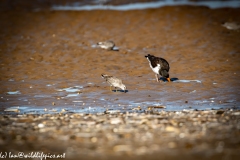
[101,74,127,92]
[97,40,116,51]
[222,22,240,30]
[145,54,171,82]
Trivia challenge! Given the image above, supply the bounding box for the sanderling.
[101,74,126,92]
[222,22,240,30]
[145,54,171,82]
[97,40,118,51]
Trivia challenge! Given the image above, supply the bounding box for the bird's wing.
[106,76,115,83]
[111,77,122,84]
[159,58,170,71]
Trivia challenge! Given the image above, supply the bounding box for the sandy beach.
[0,1,240,159]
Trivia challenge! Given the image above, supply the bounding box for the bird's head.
[101,74,107,79]
[145,54,154,59]
[120,84,127,93]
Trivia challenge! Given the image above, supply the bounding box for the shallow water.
[1,75,239,114]
[0,3,240,114]
[51,0,240,11]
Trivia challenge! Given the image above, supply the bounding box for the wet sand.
[0,3,240,160]
[0,6,240,113]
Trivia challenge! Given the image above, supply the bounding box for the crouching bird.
[101,74,127,92]
[145,54,171,82]
[97,40,115,50]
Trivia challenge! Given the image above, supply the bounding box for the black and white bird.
[97,40,116,51]
[145,54,171,82]
[101,74,126,92]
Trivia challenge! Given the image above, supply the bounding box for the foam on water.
[51,1,240,11]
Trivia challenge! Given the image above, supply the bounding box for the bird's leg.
[155,74,159,82]
[167,78,171,82]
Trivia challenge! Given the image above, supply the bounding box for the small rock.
[132,106,141,110]
[216,110,225,115]
[38,123,44,128]
[113,145,132,152]
[110,118,122,124]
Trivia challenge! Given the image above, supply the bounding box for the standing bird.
[97,40,115,50]
[101,74,126,92]
[145,54,171,82]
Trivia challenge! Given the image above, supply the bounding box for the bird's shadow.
[112,47,119,51]
[159,77,179,82]
[112,89,128,93]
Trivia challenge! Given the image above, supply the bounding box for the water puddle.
[7,91,21,95]
[2,77,238,115]
[66,93,80,97]
[174,79,202,83]
[56,86,83,92]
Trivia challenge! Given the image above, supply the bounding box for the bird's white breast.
[100,45,109,49]
[147,58,161,75]
[151,64,161,74]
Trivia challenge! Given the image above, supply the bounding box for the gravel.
[0,109,240,160]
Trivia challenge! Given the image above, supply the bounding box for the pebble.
[104,110,120,114]
[113,145,132,152]
[38,123,44,128]
[132,106,142,110]
[0,109,239,159]
[110,118,123,124]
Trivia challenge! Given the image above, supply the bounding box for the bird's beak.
[167,78,171,82]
